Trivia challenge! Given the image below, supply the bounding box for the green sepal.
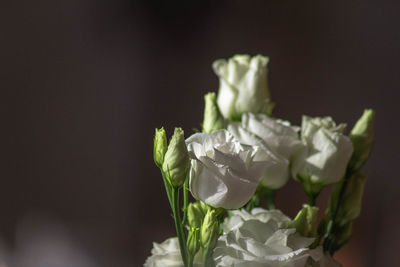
[289,204,319,238]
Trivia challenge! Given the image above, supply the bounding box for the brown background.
[0,0,398,266]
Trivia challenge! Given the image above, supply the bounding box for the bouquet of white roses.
[145,54,374,267]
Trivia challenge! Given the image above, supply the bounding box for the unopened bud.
[200,209,219,249]
[336,172,366,225]
[321,172,367,253]
[188,202,205,229]
[153,127,167,168]
[202,92,226,133]
[349,109,375,171]
[187,227,200,258]
[162,128,190,188]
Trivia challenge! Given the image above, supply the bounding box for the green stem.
[187,254,194,267]
[308,193,317,206]
[306,187,321,207]
[299,176,321,207]
[182,178,189,230]
[245,194,259,212]
[172,187,188,266]
[202,246,211,267]
[263,188,275,210]
[161,170,173,208]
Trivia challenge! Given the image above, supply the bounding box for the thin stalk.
[182,178,189,230]
[172,187,188,266]
[202,247,211,267]
[263,188,275,210]
[187,254,194,267]
[161,170,173,208]
[306,188,320,207]
[308,193,316,206]
[245,194,259,212]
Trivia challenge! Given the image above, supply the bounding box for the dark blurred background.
[0,0,398,266]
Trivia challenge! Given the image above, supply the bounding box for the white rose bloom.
[292,116,354,187]
[144,237,201,267]
[186,130,271,209]
[213,208,341,267]
[228,113,303,189]
[213,54,273,120]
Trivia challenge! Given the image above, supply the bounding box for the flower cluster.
[147,54,374,267]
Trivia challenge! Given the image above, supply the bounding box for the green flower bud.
[199,201,210,215]
[153,127,167,168]
[320,172,366,253]
[187,227,200,259]
[200,209,219,249]
[202,92,227,133]
[289,204,318,237]
[188,202,205,229]
[162,128,190,188]
[349,109,375,172]
[336,172,366,226]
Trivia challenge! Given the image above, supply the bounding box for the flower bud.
[289,204,318,237]
[349,109,375,172]
[213,54,274,120]
[187,202,205,229]
[321,172,366,253]
[162,128,190,188]
[199,201,210,215]
[200,209,219,249]
[202,92,226,133]
[187,227,200,259]
[153,127,167,168]
[335,172,366,226]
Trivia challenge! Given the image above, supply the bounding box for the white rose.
[186,130,271,209]
[213,54,273,120]
[213,208,341,267]
[144,237,201,267]
[292,116,354,188]
[228,113,303,189]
